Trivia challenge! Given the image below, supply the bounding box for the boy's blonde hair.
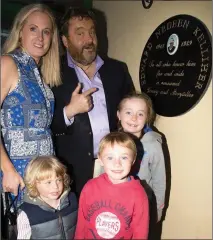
[2,3,61,87]
[24,156,70,198]
[98,132,137,160]
[118,92,156,129]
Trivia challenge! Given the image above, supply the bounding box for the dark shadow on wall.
[93,8,109,59]
[93,8,134,87]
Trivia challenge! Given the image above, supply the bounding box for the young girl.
[17,156,78,239]
[117,92,166,223]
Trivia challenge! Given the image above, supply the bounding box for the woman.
[1,3,61,207]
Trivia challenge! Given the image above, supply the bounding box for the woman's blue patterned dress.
[1,49,55,206]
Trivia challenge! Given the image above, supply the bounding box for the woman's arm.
[1,56,25,196]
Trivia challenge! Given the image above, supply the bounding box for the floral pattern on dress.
[1,49,55,206]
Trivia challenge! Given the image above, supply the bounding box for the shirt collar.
[66,50,104,72]
[14,48,37,66]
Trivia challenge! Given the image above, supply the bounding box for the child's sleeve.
[132,189,149,239]
[74,189,86,239]
[150,140,166,221]
[17,211,31,239]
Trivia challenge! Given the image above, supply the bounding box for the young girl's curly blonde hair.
[24,156,70,198]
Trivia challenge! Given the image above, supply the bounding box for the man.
[167,37,175,53]
[51,8,134,197]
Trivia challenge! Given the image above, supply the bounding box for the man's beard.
[68,42,97,66]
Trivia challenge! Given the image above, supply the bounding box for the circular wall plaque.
[139,15,212,117]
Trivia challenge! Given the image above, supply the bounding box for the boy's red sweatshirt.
[75,173,149,239]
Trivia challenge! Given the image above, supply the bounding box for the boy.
[75,132,149,239]
[17,156,78,239]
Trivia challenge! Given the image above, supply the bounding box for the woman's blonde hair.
[118,92,156,132]
[98,132,137,160]
[24,156,70,198]
[2,4,61,87]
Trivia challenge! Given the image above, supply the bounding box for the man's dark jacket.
[51,56,134,197]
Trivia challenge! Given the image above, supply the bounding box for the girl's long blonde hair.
[2,3,61,87]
